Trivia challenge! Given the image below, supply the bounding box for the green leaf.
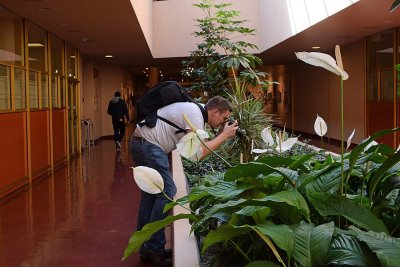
[205,180,248,199]
[297,163,340,191]
[305,163,344,194]
[308,192,388,233]
[292,221,334,267]
[245,261,280,267]
[255,222,294,259]
[225,162,295,187]
[235,206,270,224]
[122,213,197,260]
[260,190,310,220]
[369,150,400,198]
[349,129,400,173]
[351,226,400,267]
[202,224,251,252]
[325,233,380,267]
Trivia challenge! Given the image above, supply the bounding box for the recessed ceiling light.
[28,43,44,47]
[105,55,113,58]
[70,55,75,58]
[312,46,320,49]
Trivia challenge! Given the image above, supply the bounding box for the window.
[367,29,395,102]
[66,43,77,78]
[50,34,63,75]
[0,6,24,66]
[41,73,48,108]
[51,75,59,108]
[0,64,10,110]
[14,67,26,109]
[29,71,38,109]
[27,21,47,72]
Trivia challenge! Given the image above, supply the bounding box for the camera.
[227,117,246,138]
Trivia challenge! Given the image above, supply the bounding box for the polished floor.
[0,138,159,267]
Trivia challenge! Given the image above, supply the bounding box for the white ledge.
[171,150,200,267]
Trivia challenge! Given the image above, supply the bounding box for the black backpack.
[136,81,207,133]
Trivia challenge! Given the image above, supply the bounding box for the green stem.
[161,190,194,214]
[340,78,344,196]
[229,240,251,262]
[197,133,233,168]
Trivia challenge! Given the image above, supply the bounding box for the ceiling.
[0,0,399,76]
[260,0,400,64]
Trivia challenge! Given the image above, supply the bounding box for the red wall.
[52,109,67,163]
[30,110,50,175]
[0,112,28,194]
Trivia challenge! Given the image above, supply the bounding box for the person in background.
[107,91,130,150]
[130,96,238,267]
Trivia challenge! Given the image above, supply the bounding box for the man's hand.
[220,120,239,139]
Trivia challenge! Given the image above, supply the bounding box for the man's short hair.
[114,91,121,97]
[205,96,232,112]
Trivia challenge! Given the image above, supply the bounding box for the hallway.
[0,139,153,267]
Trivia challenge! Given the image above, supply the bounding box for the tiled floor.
[0,135,158,267]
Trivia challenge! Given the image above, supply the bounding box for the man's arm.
[107,102,112,115]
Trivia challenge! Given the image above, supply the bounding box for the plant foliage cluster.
[125,130,400,267]
[183,0,276,163]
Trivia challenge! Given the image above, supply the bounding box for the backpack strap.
[157,115,187,134]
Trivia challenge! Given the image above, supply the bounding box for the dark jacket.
[107,97,130,122]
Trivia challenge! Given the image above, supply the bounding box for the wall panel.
[0,112,27,195]
[52,109,66,163]
[30,110,50,176]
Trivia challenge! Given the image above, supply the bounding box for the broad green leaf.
[245,261,280,267]
[369,150,400,198]
[225,162,295,187]
[260,190,310,220]
[297,163,341,191]
[164,186,209,212]
[288,153,315,171]
[202,225,251,252]
[351,226,400,267]
[325,233,380,267]
[292,221,334,267]
[122,213,196,260]
[255,222,294,259]
[305,163,345,194]
[308,193,388,233]
[349,129,400,173]
[205,180,248,199]
[256,156,295,167]
[235,206,270,224]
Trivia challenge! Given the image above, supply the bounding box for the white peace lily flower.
[314,114,328,137]
[131,166,164,194]
[346,129,356,150]
[176,129,209,160]
[277,136,299,153]
[261,127,274,146]
[276,130,298,153]
[252,148,273,154]
[396,144,400,152]
[295,50,349,80]
[363,137,379,152]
